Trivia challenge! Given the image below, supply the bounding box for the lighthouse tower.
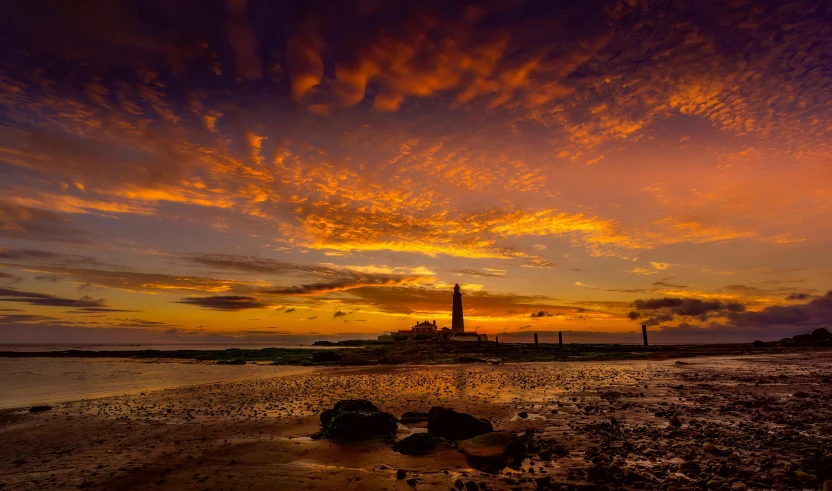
[451,284,465,333]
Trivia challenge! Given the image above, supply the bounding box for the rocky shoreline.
[1,351,830,490]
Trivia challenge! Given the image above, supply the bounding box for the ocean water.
[0,357,313,409]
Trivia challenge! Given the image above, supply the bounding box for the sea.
[0,344,324,410]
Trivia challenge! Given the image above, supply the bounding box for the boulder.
[392,433,439,455]
[29,405,52,413]
[458,431,526,472]
[427,406,493,440]
[319,399,398,440]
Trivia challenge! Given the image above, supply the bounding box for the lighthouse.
[452,284,465,333]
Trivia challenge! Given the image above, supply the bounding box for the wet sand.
[1,351,830,490]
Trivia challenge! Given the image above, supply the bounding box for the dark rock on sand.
[427,406,493,440]
[29,405,52,413]
[312,350,342,362]
[320,399,379,425]
[319,399,398,440]
[399,411,429,425]
[392,433,439,455]
[457,431,526,472]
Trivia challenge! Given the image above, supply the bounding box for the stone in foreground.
[427,406,493,440]
[392,432,439,454]
[319,399,398,440]
[458,431,526,472]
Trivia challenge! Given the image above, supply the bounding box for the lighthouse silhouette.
[452,284,465,334]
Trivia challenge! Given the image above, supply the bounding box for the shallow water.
[0,357,312,409]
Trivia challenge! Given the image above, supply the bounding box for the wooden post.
[534,332,539,348]
[495,336,499,348]
[642,324,648,346]
[558,331,563,348]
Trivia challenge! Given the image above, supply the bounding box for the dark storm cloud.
[0,287,112,309]
[629,297,746,325]
[175,295,271,311]
[724,291,832,328]
[786,293,813,301]
[530,311,553,318]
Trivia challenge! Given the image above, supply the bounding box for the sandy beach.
[1,350,830,490]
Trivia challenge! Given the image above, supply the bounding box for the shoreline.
[0,343,827,367]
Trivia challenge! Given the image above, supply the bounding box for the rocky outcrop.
[319,399,398,440]
[312,350,342,362]
[458,431,526,472]
[780,327,832,347]
[427,406,493,440]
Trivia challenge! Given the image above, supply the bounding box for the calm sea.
[0,357,314,410]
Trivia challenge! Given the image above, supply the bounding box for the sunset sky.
[1,0,831,344]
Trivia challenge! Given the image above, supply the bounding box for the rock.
[458,431,526,472]
[464,481,479,491]
[399,412,429,425]
[454,478,464,489]
[320,399,379,425]
[794,470,815,481]
[517,411,528,418]
[731,483,747,491]
[29,405,52,413]
[427,406,493,440]
[679,461,701,474]
[703,442,719,454]
[396,469,406,479]
[309,432,323,440]
[669,415,682,428]
[392,433,439,455]
[319,399,398,440]
[312,350,342,362]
